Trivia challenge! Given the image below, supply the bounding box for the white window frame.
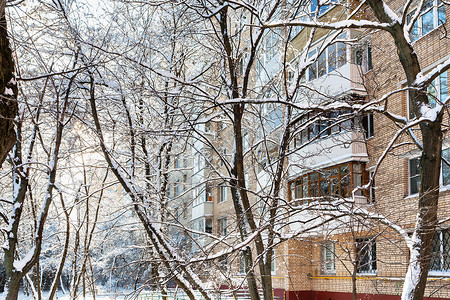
[429,228,450,274]
[219,184,228,203]
[307,34,347,81]
[407,0,446,42]
[408,72,448,119]
[356,237,377,274]
[321,241,336,274]
[409,148,450,195]
[271,249,276,275]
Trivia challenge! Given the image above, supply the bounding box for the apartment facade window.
[174,180,180,196]
[430,228,450,273]
[407,0,446,41]
[271,250,276,274]
[353,42,373,73]
[219,217,227,236]
[193,218,212,235]
[219,184,228,203]
[219,254,228,271]
[321,241,336,274]
[289,162,367,203]
[409,148,450,195]
[308,35,347,81]
[239,253,246,274]
[409,157,421,195]
[409,72,448,119]
[362,113,374,138]
[356,237,377,274]
[293,111,357,147]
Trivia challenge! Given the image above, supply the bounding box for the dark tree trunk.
[0,0,18,166]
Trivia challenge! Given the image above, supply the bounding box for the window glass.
[430,229,450,272]
[422,9,434,35]
[328,44,336,72]
[443,149,450,185]
[337,42,346,68]
[322,241,336,274]
[356,238,377,273]
[409,158,421,194]
[205,218,212,233]
[309,49,317,81]
[440,72,448,102]
[318,51,327,77]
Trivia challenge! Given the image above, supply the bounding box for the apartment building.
[166,0,450,299]
[276,0,450,299]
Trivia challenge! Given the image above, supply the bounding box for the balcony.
[307,63,366,98]
[289,130,369,176]
[191,201,213,220]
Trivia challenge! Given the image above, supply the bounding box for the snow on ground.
[0,289,136,300]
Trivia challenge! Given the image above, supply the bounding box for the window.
[219,254,228,271]
[289,162,367,203]
[174,158,180,169]
[409,148,450,195]
[321,241,336,274]
[361,113,374,138]
[356,237,377,274]
[219,217,227,236]
[310,0,334,16]
[174,180,180,196]
[271,250,276,274]
[409,157,421,195]
[430,228,450,273]
[205,218,213,234]
[239,253,246,274]
[293,110,355,147]
[409,72,448,119]
[174,207,180,221]
[192,218,212,234]
[219,185,228,203]
[369,171,375,203]
[308,37,347,81]
[183,174,187,190]
[243,132,249,152]
[263,103,283,130]
[407,0,446,42]
[353,43,373,73]
[205,121,211,133]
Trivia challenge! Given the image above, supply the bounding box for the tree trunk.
[0,0,18,166]
[5,275,21,300]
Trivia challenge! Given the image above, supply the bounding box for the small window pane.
[318,51,327,77]
[443,149,450,185]
[320,179,329,196]
[438,5,446,25]
[440,72,448,103]
[337,42,346,68]
[409,158,421,195]
[328,44,336,72]
[422,10,434,35]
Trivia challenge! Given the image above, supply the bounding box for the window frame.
[321,241,336,274]
[429,228,450,274]
[218,217,227,236]
[408,71,448,120]
[356,237,377,274]
[307,35,347,82]
[407,0,446,42]
[219,184,228,203]
[409,148,450,195]
[289,162,368,203]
